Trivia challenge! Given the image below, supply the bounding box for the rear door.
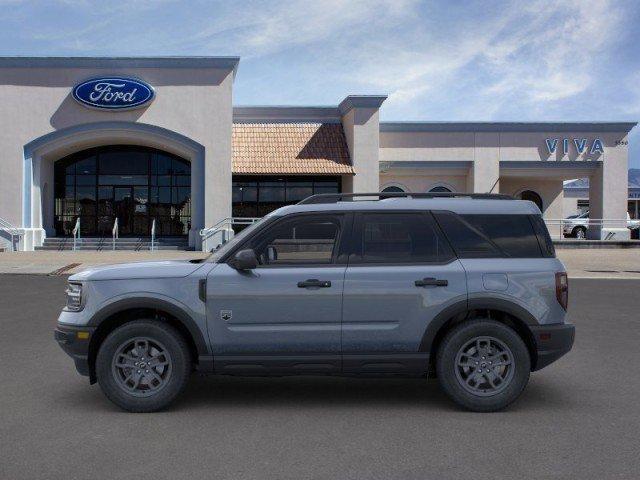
[341,211,467,374]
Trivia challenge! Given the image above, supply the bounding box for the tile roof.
[232,123,354,175]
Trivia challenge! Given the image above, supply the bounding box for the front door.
[206,213,349,375]
[341,211,467,374]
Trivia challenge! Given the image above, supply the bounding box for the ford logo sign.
[72,77,155,110]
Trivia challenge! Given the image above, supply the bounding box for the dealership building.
[0,56,636,250]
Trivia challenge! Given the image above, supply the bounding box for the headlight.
[65,283,84,311]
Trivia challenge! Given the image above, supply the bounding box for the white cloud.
[334,0,624,118]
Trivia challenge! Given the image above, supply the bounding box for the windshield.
[207,216,270,262]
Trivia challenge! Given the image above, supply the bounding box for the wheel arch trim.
[88,296,209,356]
[419,297,539,353]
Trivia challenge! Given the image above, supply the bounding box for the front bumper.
[54,324,96,377]
[530,322,575,371]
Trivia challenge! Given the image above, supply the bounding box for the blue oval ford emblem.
[72,77,155,110]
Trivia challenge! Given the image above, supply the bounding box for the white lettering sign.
[88,82,138,104]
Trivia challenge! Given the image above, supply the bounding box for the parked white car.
[563,211,640,239]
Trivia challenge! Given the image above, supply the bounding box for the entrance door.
[112,187,149,236]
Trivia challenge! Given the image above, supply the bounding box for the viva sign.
[545,137,604,156]
[72,77,155,110]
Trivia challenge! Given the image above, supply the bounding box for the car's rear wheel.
[574,226,586,239]
[96,320,191,412]
[436,319,530,412]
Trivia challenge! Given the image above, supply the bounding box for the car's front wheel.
[96,320,192,412]
[436,319,531,412]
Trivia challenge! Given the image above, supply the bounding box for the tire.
[436,319,530,412]
[573,227,586,239]
[96,320,192,412]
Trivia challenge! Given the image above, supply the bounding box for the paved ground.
[0,248,639,278]
[1,276,639,479]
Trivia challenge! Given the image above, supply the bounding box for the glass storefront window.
[54,146,190,237]
[232,176,341,220]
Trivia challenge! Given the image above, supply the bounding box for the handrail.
[0,217,23,252]
[112,218,119,251]
[150,218,156,252]
[200,217,261,241]
[544,218,639,240]
[72,218,81,251]
[199,217,261,251]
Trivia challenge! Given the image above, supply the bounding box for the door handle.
[297,279,332,288]
[415,277,448,287]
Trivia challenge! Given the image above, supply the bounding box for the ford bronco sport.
[55,192,574,412]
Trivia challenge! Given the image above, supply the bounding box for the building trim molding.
[233,106,342,123]
[0,56,240,74]
[381,121,638,133]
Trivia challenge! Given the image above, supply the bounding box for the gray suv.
[55,192,574,412]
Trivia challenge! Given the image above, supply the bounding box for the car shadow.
[51,373,576,414]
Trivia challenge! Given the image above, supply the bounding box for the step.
[35,245,187,251]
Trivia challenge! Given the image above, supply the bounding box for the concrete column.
[467,132,500,193]
[588,136,629,239]
[340,95,387,193]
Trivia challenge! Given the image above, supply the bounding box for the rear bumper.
[54,324,95,377]
[530,323,575,371]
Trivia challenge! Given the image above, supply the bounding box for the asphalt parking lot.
[1,275,639,480]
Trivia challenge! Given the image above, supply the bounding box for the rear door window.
[351,212,454,264]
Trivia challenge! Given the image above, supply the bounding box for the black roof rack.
[297,192,514,205]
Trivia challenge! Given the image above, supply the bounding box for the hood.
[69,260,206,281]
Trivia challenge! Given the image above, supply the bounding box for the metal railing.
[150,218,156,252]
[0,217,23,252]
[72,218,81,251]
[544,218,639,240]
[200,217,261,251]
[112,218,119,251]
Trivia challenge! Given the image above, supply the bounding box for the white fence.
[544,218,638,240]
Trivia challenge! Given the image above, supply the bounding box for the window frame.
[347,210,457,266]
[224,212,352,268]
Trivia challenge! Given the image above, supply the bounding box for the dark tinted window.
[529,214,556,257]
[353,213,454,264]
[434,212,543,258]
[250,216,341,265]
[462,215,542,258]
[433,212,499,258]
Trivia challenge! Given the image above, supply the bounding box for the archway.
[428,185,453,193]
[54,146,191,237]
[381,185,406,193]
[22,121,205,249]
[518,190,543,211]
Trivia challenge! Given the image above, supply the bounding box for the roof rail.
[297,192,514,205]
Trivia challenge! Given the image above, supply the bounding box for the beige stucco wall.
[0,62,235,248]
[500,178,564,217]
[380,174,467,193]
[379,128,632,238]
[341,106,381,193]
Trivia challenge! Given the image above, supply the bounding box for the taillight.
[555,272,568,310]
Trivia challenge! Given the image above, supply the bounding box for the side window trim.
[348,210,456,266]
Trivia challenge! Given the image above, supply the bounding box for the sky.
[1,0,639,167]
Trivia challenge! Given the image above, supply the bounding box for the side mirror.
[230,249,258,271]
